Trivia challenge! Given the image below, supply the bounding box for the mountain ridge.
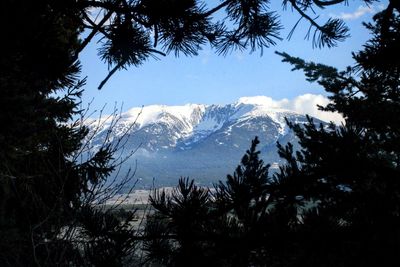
[87,96,330,188]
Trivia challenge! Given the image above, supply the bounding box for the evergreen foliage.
[145,138,275,266]
[0,1,137,266]
[0,1,87,265]
[1,0,397,266]
[146,3,400,266]
[145,178,213,266]
[76,0,370,89]
[272,6,400,265]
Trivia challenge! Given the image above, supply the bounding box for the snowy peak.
[88,96,331,187]
[123,103,206,129]
[89,96,310,147]
[88,96,327,154]
[237,96,279,106]
[117,97,300,133]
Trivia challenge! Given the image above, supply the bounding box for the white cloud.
[330,5,375,21]
[239,94,344,124]
[280,94,343,124]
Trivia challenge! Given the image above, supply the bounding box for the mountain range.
[86,96,327,189]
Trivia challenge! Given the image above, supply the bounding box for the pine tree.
[272,5,400,266]
[0,1,86,265]
[144,178,213,266]
[145,3,400,266]
[0,1,135,265]
[74,0,367,89]
[213,137,272,266]
[1,0,388,265]
[145,138,277,266]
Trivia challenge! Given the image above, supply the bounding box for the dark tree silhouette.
[1,0,392,266]
[76,0,372,89]
[0,1,88,265]
[0,1,138,263]
[144,178,213,266]
[145,3,400,266]
[272,6,400,266]
[145,138,278,266]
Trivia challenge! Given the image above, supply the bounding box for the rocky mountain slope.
[87,96,326,188]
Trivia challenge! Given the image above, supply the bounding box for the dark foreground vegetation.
[1,0,399,266]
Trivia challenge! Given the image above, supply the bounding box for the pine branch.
[98,61,124,90]
[76,9,114,58]
[313,0,346,7]
[83,12,112,39]
[290,0,323,32]
[201,0,231,17]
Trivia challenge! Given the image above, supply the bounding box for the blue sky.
[78,1,386,115]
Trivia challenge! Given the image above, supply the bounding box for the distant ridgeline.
[86,96,333,189]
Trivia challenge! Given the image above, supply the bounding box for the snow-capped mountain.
[87,96,326,188]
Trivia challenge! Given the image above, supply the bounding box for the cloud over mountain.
[237,94,343,124]
[88,94,340,188]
